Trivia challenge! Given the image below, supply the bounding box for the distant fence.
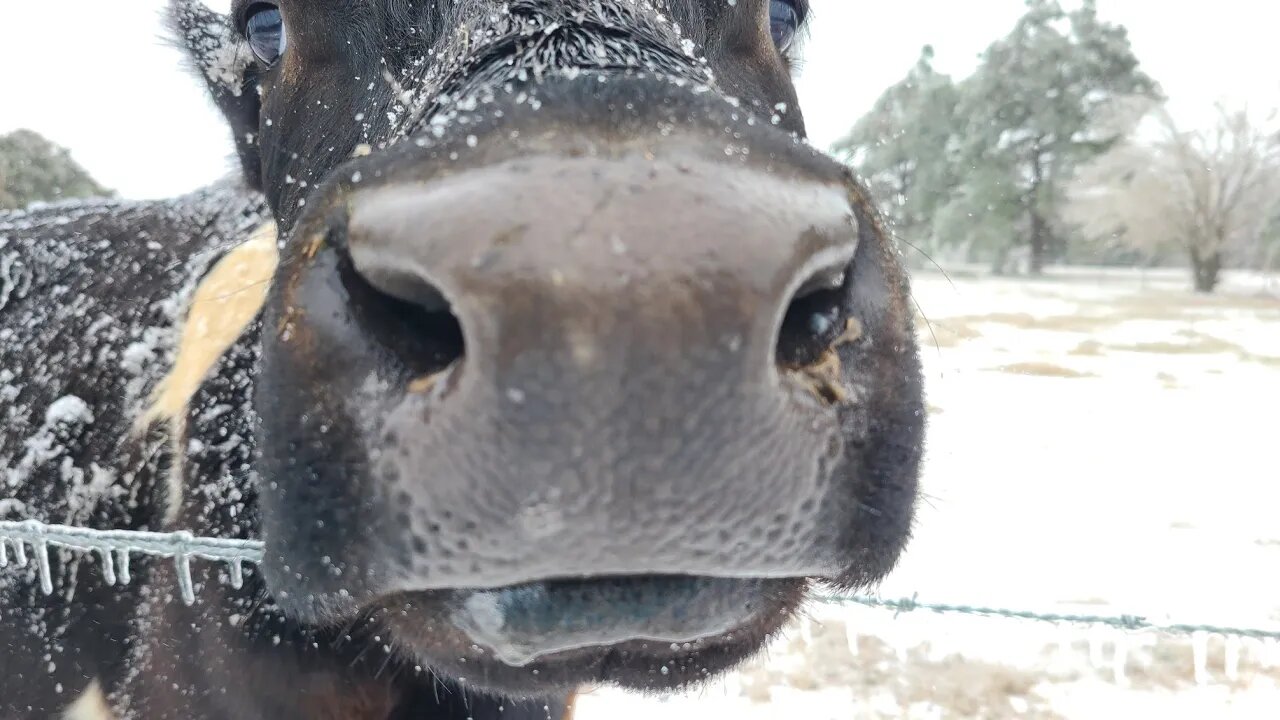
[817,593,1280,641]
[3,519,1279,643]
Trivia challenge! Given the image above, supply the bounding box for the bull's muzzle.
[326,134,859,591]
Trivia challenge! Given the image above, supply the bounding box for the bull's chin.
[362,575,809,696]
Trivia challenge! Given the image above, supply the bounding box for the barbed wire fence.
[0,519,256,605]
[4,519,1280,646]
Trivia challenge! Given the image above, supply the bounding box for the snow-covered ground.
[576,267,1280,719]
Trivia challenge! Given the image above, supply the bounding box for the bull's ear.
[167,0,263,190]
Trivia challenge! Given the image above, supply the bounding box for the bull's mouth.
[451,575,782,666]
[361,575,807,693]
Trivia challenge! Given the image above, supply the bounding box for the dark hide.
[0,184,264,716]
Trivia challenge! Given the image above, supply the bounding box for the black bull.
[0,1,925,717]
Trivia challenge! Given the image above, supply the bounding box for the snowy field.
[575,267,1280,719]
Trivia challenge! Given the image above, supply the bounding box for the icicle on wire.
[0,519,262,605]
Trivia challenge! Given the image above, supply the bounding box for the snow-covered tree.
[939,0,1160,273]
[1068,105,1280,293]
[831,46,961,258]
[0,129,111,211]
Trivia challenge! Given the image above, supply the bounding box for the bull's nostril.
[778,290,843,368]
[776,265,851,370]
[775,261,863,405]
[338,257,466,380]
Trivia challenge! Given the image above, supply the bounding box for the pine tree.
[0,129,111,211]
[832,46,962,261]
[941,0,1160,273]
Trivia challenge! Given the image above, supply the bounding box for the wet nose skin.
[348,151,857,386]
[335,143,860,594]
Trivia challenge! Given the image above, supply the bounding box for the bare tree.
[1067,105,1280,292]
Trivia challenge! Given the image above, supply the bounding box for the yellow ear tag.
[140,220,279,429]
[63,679,113,720]
[136,220,278,524]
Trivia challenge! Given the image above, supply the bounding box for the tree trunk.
[1029,207,1047,275]
[1027,149,1046,275]
[991,243,1010,276]
[1264,244,1280,293]
[1190,247,1222,293]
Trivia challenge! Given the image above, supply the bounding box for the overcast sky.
[1,1,1276,200]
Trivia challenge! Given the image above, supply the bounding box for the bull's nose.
[345,150,857,389]
[328,143,861,591]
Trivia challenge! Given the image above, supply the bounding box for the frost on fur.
[168,0,253,98]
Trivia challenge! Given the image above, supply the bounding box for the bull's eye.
[769,0,800,52]
[244,3,287,65]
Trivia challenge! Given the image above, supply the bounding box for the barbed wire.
[3,520,1279,642]
[0,519,255,604]
[815,594,1280,641]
